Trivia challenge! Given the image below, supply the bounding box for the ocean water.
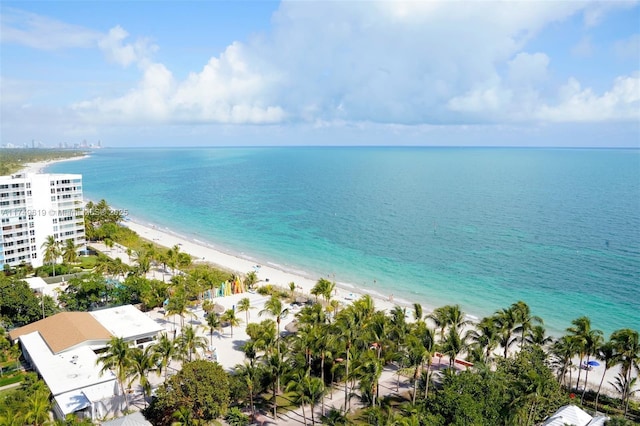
[48,147,640,336]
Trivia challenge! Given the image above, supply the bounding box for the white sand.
[19,155,90,174]
[31,156,627,401]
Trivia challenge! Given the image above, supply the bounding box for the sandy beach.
[20,155,89,174]
[98,220,625,402]
[29,156,627,407]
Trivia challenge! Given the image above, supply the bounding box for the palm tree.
[154,332,177,380]
[24,388,51,426]
[178,324,208,362]
[441,327,466,368]
[610,328,640,417]
[237,297,253,324]
[494,306,518,358]
[96,336,132,411]
[427,305,449,342]
[335,309,357,412]
[221,309,241,338]
[511,301,543,351]
[165,292,190,331]
[289,281,297,300]
[323,280,336,303]
[412,303,423,323]
[406,335,428,405]
[235,363,260,416]
[259,295,289,342]
[581,330,604,404]
[466,316,499,364]
[594,341,616,413]
[41,235,61,276]
[205,313,222,347]
[128,345,159,406]
[567,316,602,391]
[266,353,287,420]
[551,335,578,388]
[62,238,79,264]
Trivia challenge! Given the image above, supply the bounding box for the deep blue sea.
[48,147,640,336]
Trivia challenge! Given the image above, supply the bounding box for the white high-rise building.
[0,173,85,268]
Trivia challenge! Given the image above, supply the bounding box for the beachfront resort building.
[0,172,85,268]
[8,305,164,420]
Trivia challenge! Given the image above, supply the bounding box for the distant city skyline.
[1,1,639,147]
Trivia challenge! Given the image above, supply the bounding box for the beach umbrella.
[587,360,600,367]
[285,321,299,333]
[213,303,225,315]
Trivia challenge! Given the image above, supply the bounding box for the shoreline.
[20,155,92,174]
[39,156,628,399]
[122,217,403,315]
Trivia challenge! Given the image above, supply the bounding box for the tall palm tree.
[494,306,518,358]
[96,336,132,411]
[266,353,287,420]
[594,341,616,413]
[178,324,208,362]
[154,332,177,380]
[235,363,259,416]
[237,297,253,324]
[335,309,357,413]
[406,335,428,406]
[41,235,61,276]
[62,238,79,264]
[609,328,640,417]
[427,305,450,342]
[581,330,604,404]
[567,316,602,391]
[221,309,241,338]
[551,335,578,388]
[128,345,159,406]
[259,295,289,343]
[441,327,466,368]
[511,301,543,351]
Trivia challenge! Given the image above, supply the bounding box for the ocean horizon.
[47,146,640,336]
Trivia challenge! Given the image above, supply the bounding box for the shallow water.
[48,147,640,336]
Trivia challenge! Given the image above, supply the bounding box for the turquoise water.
[48,147,640,336]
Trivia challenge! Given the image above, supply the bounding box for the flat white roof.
[25,277,47,291]
[19,331,116,396]
[90,305,164,341]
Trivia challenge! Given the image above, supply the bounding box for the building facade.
[0,173,85,268]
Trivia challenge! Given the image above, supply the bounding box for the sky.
[1,1,639,147]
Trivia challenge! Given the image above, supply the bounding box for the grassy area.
[0,375,23,388]
[0,148,87,176]
[78,255,97,269]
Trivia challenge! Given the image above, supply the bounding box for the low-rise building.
[9,305,164,420]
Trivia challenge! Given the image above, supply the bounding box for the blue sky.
[1,1,639,147]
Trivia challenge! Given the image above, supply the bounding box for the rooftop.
[9,312,112,354]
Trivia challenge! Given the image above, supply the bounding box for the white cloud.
[0,8,99,49]
[536,73,640,122]
[98,26,157,68]
[6,1,640,129]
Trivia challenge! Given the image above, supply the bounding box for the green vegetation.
[0,148,86,176]
[0,276,58,327]
[1,197,638,424]
[145,360,230,425]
